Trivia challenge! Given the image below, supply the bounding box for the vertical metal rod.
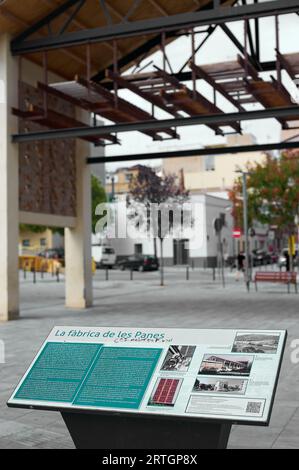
[130,269,133,281]
[113,41,118,107]
[275,15,282,87]
[244,19,249,78]
[33,268,36,284]
[162,32,166,72]
[191,28,196,98]
[86,43,91,81]
[254,0,260,63]
[106,267,109,281]
[56,268,60,283]
[87,43,91,99]
[186,266,189,281]
[43,51,48,115]
[242,172,250,292]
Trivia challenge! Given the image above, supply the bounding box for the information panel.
[8,327,287,425]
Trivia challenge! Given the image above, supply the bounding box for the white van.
[92,245,116,269]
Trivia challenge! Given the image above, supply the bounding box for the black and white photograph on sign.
[232,333,280,354]
[160,345,196,372]
[193,377,248,395]
[199,354,254,377]
[148,378,182,407]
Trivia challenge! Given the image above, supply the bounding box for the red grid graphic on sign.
[153,379,180,405]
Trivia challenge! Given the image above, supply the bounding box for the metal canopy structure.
[10,0,299,54]
[87,140,299,165]
[6,0,299,155]
[11,106,299,144]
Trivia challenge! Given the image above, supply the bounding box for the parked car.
[251,249,272,267]
[38,248,65,260]
[92,245,116,269]
[117,255,159,272]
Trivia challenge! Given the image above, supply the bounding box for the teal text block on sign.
[74,347,162,409]
[15,342,103,403]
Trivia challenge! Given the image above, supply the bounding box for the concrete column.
[0,34,19,321]
[65,139,93,309]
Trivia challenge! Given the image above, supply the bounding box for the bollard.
[23,268,26,280]
[130,269,133,281]
[41,266,44,280]
[56,268,60,283]
[212,267,216,281]
[186,266,189,281]
[192,260,195,270]
[106,267,109,281]
[33,268,36,284]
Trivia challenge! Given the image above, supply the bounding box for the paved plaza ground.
[0,267,298,449]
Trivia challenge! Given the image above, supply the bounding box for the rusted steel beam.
[12,105,119,145]
[106,70,183,118]
[75,76,180,140]
[189,61,246,111]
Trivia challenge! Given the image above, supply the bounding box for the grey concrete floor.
[0,267,298,449]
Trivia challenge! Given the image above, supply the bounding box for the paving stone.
[0,269,298,449]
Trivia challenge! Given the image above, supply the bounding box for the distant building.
[107,192,234,267]
[19,228,64,255]
[106,164,161,197]
[163,134,267,196]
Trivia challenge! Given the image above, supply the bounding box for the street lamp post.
[242,172,250,292]
[236,170,250,292]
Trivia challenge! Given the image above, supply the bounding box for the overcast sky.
[104,12,299,171]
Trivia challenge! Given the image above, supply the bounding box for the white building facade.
[96,194,234,267]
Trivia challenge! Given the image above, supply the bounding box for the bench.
[255,271,298,293]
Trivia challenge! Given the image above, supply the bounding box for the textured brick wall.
[19,81,76,218]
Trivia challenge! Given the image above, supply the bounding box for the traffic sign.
[233,228,242,239]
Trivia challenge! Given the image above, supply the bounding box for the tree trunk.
[159,238,164,287]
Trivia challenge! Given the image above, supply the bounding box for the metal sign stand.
[61,411,232,449]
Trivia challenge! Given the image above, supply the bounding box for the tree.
[128,166,189,286]
[229,152,299,251]
[91,175,107,234]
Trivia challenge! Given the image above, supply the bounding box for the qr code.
[246,401,262,414]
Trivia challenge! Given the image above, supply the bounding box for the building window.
[22,240,30,247]
[125,173,133,183]
[40,238,47,247]
[134,244,143,255]
[204,155,215,171]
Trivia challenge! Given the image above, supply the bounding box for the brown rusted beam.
[189,61,246,112]
[75,76,179,140]
[12,105,119,145]
[237,54,260,80]
[157,66,241,134]
[276,49,297,80]
[106,70,183,118]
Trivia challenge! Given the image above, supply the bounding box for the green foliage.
[229,152,299,236]
[19,224,47,234]
[91,175,107,234]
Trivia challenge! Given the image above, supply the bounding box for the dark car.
[251,249,272,267]
[118,255,159,272]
